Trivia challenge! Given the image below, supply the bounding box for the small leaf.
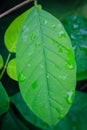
[62,15,87,81]
[4,5,41,53]
[0,82,10,115]
[0,54,4,69]
[16,6,76,125]
[7,58,17,81]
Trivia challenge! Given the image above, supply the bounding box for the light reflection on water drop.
[52,24,56,28]
[66,90,74,104]
[58,31,66,38]
[73,24,79,29]
[18,73,26,83]
[30,34,36,40]
[44,20,48,25]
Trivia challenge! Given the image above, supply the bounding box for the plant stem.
[34,0,37,6]
[0,0,33,19]
[0,53,11,80]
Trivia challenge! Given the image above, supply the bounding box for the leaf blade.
[62,15,87,81]
[4,6,41,53]
[7,58,17,81]
[16,6,76,125]
[0,82,9,115]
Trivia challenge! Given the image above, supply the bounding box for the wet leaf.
[4,6,41,53]
[16,6,76,125]
[62,15,87,81]
[11,91,87,130]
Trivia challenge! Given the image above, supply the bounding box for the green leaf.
[62,15,87,81]
[57,91,87,130]
[4,5,41,53]
[0,82,9,115]
[7,58,17,81]
[16,6,76,125]
[0,54,4,69]
[11,92,49,129]
[11,91,87,130]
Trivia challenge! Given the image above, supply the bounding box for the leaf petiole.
[0,53,11,80]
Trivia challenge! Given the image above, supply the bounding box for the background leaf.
[7,58,17,81]
[1,109,29,130]
[4,6,40,53]
[62,15,87,81]
[11,91,87,130]
[16,6,76,125]
[0,55,4,70]
[0,82,9,115]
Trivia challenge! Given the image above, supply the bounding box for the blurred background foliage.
[0,0,87,129]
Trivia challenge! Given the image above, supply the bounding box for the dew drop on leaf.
[32,81,38,89]
[35,42,40,48]
[59,75,67,80]
[52,24,56,28]
[23,35,28,42]
[47,74,49,79]
[72,24,79,29]
[68,64,74,69]
[58,46,63,53]
[65,90,74,104]
[72,15,77,21]
[44,20,48,25]
[40,64,44,68]
[70,34,76,40]
[30,34,36,40]
[18,73,26,82]
[80,29,87,36]
[58,31,66,38]
[28,63,31,67]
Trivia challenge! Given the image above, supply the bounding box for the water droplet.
[47,74,49,79]
[44,20,48,25]
[23,35,28,42]
[72,45,76,50]
[18,73,26,82]
[52,24,56,28]
[40,64,44,68]
[30,34,36,40]
[58,31,66,38]
[58,46,63,53]
[32,81,38,89]
[58,23,62,28]
[73,24,79,29]
[70,34,76,40]
[68,64,74,69]
[59,75,67,80]
[66,90,74,104]
[35,42,40,48]
[80,29,87,36]
[22,25,27,31]
[28,64,31,67]
[72,15,77,21]
[65,61,74,70]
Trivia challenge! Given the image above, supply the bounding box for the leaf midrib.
[35,7,53,123]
